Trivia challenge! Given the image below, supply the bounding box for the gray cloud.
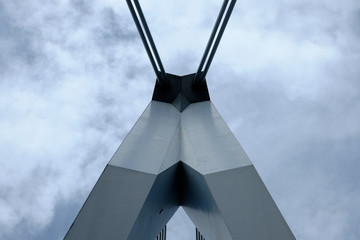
[0,0,359,239]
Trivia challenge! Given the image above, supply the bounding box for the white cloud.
[0,0,359,239]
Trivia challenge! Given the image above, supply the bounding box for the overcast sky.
[1,0,360,239]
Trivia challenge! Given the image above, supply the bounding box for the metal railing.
[196,228,205,240]
[155,225,167,240]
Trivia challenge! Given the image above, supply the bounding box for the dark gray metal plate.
[152,73,210,111]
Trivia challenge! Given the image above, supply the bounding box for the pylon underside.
[64,1,295,239]
[64,101,295,240]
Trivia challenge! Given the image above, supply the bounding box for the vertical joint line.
[193,0,237,86]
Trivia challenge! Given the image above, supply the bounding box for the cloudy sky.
[1,0,360,239]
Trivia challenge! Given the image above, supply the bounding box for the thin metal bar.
[126,0,160,80]
[133,0,167,82]
[202,0,236,80]
[194,0,229,84]
[193,0,237,85]
[126,0,168,85]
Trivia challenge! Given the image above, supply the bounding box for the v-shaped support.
[64,100,295,240]
[127,0,237,89]
[64,1,295,239]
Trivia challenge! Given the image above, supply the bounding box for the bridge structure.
[64,0,295,239]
